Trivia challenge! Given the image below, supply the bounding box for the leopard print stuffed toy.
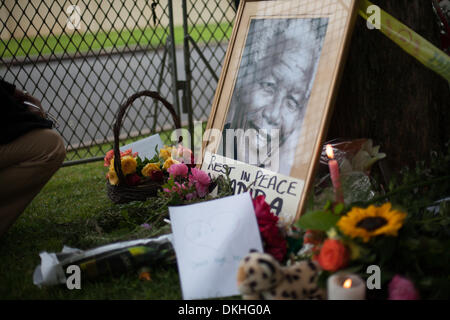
[237,252,326,300]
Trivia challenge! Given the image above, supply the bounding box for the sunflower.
[337,203,406,242]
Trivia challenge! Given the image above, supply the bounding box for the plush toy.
[237,251,326,300]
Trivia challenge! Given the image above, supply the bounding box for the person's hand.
[13,88,45,118]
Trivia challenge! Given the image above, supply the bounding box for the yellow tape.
[129,246,146,255]
[358,0,450,82]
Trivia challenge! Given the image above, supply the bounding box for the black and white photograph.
[223,17,328,175]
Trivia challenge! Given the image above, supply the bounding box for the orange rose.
[317,239,349,272]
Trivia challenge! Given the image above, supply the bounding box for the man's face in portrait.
[239,48,315,162]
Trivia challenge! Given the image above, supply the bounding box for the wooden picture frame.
[202,0,359,222]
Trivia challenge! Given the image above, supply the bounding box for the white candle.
[327,273,366,300]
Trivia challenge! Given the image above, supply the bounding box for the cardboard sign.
[201,152,304,225]
[169,193,263,300]
[119,134,164,160]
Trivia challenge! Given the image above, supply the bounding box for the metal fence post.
[182,0,195,150]
[168,0,181,118]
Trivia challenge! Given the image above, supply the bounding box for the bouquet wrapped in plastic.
[314,139,386,206]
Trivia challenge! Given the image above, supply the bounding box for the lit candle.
[327,273,366,300]
[326,144,344,204]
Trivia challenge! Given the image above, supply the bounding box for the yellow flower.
[108,170,119,186]
[109,157,115,171]
[120,155,137,175]
[159,146,174,161]
[109,156,137,175]
[142,162,161,177]
[337,202,406,242]
[162,157,179,170]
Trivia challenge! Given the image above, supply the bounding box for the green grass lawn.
[0,161,182,299]
[1,22,233,59]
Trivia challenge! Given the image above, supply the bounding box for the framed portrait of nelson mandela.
[202,0,359,221]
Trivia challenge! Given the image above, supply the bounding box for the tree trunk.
[327,0,450,171]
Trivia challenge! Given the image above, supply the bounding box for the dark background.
[327,0,450,171]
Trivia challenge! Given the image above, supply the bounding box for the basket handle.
[113,90,181,185]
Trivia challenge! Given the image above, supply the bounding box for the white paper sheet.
[169,193,263,300]
[119,134,164,160]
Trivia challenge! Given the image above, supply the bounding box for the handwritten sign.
[119,134,164,160]
[201,152,304,225]
[169,193,263,300]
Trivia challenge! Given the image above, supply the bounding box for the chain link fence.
[184,0,236,121]
[0,0,236,165]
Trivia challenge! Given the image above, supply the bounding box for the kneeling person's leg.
[0,129,66,236]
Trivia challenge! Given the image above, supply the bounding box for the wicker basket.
[107,90,181,204]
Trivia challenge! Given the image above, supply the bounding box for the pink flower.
[189,168,211,197]
[140,223,152,230]
[176,145,194,165]
[185,192,197,201]
[388,275,420,300]
[175,182,183,190]
[190,168,210,185]
[196,185,209,198]
[168,163,189,177]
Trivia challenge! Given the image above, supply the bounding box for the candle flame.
[343,278,352,289]
[326,144,334,159]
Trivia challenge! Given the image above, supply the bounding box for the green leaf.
[119,209,129,221]
[148,149,160,163]
[168,192,183,206]
[323,200,332,211]
[295,209,340,231]
[333,202,345,215]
